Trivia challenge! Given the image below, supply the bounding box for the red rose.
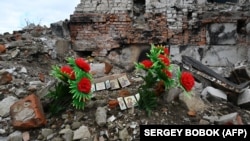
[162,69,172,78]
[77,77,91,93]
[141,59,153,69]
[163,48,170,56]
[75,58,90,72]
[180,72,195,92]
[158,54,170,66]
[60,65,75,80]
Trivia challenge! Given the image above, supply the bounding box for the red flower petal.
[158,54,170,66]
[163,48,170,56]
[77,77,91,93]
[60,65,75,80]
[163,69,172,78]
[141,59,153,69]
[180,72,195,92]
[75,58,90,72]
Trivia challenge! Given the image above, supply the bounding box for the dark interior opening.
[76,51,93,57]
[133,0,145,16]
[187,12,192,20]
[138,47,150,62]
[207,0,238,3]
[237,19,246,34]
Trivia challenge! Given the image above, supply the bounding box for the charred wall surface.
[69,0,250,59]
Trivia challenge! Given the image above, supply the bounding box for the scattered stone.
[22,131,30,141]
[119,128,131,141]
[19,67,27,74]
[179,92,207,113]
[0,71,13,85]
[0,96,18,117]
[11,49,20,58]
[237,89,250,109]
[62,129,73,141]
[199,119,210,125]
[71,121,81,130]
[0,128,6,134]
[15,88,27,98]
[215,112,243,125]
[129,122,137,129]
[59,128,72,135]
[201,86,227,101]
[41,128,53,139]
[47,133,56,140]
[73,125,91,140]
[203,115,219,123]
[95,107,107,127]
[36,134,44,140]
[7,131,22,141]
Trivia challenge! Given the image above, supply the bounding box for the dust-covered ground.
[1,27,250,140]
[5,55,250,140]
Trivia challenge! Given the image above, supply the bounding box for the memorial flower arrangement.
[46,57,93,115]
[135,44,195,116]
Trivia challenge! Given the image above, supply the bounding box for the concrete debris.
[0,0,250,140]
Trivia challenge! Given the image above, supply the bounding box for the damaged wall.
[69,0,250,71]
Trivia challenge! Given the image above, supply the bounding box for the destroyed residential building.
[1,2,250,138]
[67,0,250,92]
[68,0,250,71]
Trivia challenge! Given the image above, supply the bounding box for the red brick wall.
[69,11,249,56]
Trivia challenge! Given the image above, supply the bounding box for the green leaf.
[45,82,71,116]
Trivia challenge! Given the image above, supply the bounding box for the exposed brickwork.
[69,0,250,56]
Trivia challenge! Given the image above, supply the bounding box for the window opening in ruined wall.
[133,0,146,28]
[237,19,246,34]
[133,0,145,16]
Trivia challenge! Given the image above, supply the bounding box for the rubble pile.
[0,23,250,141]
[0,0,250,140]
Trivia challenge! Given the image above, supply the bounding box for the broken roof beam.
[181,55,250,93]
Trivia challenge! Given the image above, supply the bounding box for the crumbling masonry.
[69,0,250,70]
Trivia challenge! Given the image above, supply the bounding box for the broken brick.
[0,44,6,53]
[10,94,47,130]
